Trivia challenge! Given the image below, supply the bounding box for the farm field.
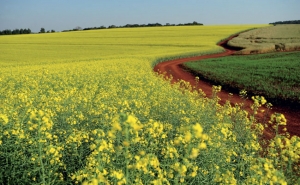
[1,25,300,184]
[0,26,244,67]
[227,25,300,54]
[183,51,300,104]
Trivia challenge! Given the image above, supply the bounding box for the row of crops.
[0,26,299,184]
[184,51,300,104]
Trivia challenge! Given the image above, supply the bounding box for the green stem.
[125,124,129,183]
[38,119,47,185]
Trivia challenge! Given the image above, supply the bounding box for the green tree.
[73,26,82,31]
[40,28,45,33]
[12,29,20,34]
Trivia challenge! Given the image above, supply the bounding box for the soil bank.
[154,35,300,138]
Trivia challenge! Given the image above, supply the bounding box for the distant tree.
[73,26,82,31]
[12,29,19,34]
[269,20,300,25]
[176,21,203,26]
[83,26,107,30]
[51,30,55,33]
[23,28,29,34]
[108,25,117,28]
[40,28,45,33]
[3,29,12,35]
[0,28,32,35]
[123,24,141,28]
[147,23,162,27]
[47,30,50,33]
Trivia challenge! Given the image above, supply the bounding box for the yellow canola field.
[1,25,299,184]
[1,25,259,66]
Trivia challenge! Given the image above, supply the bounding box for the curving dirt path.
[154,35,300,138]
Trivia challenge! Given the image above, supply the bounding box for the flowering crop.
[1,25,299,184]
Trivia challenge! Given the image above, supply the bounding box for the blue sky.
[0,0,299,32]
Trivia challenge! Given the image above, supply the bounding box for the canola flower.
[0,25,299,184]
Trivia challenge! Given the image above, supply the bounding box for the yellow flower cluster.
[246,158,287,185]
[251,95,267,114]
[0,25,298,184]
[72,114,209,184]
[0,114,8,125]
[269,113,287,126]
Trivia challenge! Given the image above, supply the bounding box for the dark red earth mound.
[154,35,300,138]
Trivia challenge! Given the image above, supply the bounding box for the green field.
[184,51,300,104]
[1,25,299,184]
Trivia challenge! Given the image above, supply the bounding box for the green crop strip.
[184,51,300,104]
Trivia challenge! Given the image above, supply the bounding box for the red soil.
[154,35,300,138]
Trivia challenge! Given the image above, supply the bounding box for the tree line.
[269,20,300,25]
[39,28,55,33]
[0,27,56,35]
[0,28,31,35]
[122,21,203,28]
[1,21,203,35]
[62,21,203,32]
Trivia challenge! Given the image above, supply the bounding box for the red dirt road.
[154,35,300,138]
